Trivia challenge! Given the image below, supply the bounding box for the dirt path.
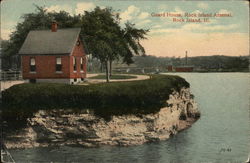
[0,80,26,91]
[0,74,150,89]
[85,73,150,84]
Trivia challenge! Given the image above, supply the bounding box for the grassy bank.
[1,75,189,126]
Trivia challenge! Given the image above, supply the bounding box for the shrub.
[1,75,189,123]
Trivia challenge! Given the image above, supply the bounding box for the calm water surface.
[9,73,250,163]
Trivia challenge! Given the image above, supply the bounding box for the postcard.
[1,0,249,163]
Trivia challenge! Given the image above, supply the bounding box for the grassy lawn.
[88,74,137,80]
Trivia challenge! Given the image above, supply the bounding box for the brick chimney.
[51,21,57,32]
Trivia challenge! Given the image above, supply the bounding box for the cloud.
[100,6,106,10]
[152,25,162,29]
[119,6,151,27]
[173,7,184,15]
[158,4,167,10]
[217,9,232,15]
[191,10,203,14]
[45,5,73,14]
[138,12,150,19]
[197,2,208,9]
[150,23,238,35]
[75,2,96,15]
[120,5,140,23]
[136,19,151,27]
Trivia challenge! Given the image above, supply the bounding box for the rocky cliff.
[5,88,200,149]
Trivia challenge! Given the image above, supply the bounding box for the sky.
[1,0,249,57]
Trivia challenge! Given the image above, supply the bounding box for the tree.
[2,6,148,82]
[81,7,122,82]
[81,7,148,81]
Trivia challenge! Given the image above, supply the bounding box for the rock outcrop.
[5,88,200,149]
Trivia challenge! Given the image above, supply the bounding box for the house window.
[80,57,84,71]
[30,57,36,72]
[73,57,77,71]
[56,57,62,72]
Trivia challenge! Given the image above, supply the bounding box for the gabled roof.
[19,28,81,55]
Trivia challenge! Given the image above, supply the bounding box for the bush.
[1,75,189,123]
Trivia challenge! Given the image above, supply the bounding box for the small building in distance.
[167,65,194,72]
[174,66,194,72]
[19,22,87,84]
[167,51,194,72]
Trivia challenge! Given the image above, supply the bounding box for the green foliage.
[121,22,149,64]
[1,75,189,122]
[186,55,249,71]
[2,5,148,77]
[80,7,148,81]
[133,55,249,72]
[81,7,119,62]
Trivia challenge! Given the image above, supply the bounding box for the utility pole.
[185,51,188,65]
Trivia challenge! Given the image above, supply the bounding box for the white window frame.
[56,57,62,73]
[73,57,77,73]
[80,57,84,73]
[30,58,35,65]
[29,57,36,73]
[56,57,62,64]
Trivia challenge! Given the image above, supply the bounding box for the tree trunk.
[100,62,104,73]
[109,60,112,77]
[105,60,110,82]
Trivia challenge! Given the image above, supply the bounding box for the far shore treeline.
[84,55,249,73]
[132,55,249,72]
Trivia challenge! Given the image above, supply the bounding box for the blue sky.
[1,0,249,56]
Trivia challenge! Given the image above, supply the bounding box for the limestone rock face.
[5,88,200,149]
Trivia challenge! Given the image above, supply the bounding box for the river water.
[9,73,249,163]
